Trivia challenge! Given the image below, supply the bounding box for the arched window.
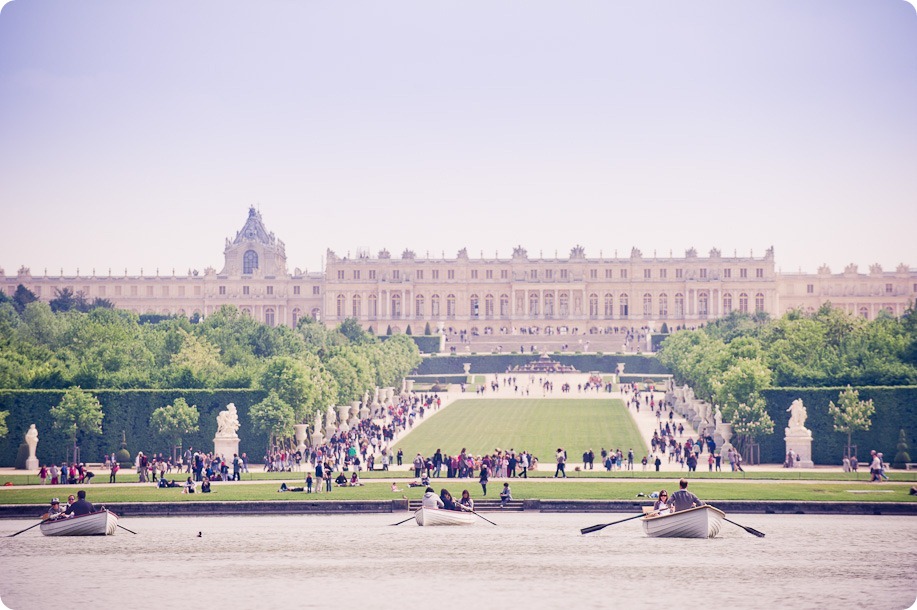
[391,293,402,319]
[559,292,569,317]
[292,308,301,327]
[675,293,685,318]
[589,293,599,318]
[446,294,456,318]
[310,307,321,321]
[739,292,749,313]
[352,295,361,318]
[619,293,629,317]
[755,292,765,313]
[241,307,252,317]
[470,294,480,318]
[859,306,869,319]
[723,293,733,314]
[243,250,259,274]
[500,294,509,318]
[415,294,425,318]
[368,294,378,318]
[529,293,540,316]
[658,293,668,317]
[485,294,494,318]
[431,294,440,317]
[643,293,653,317]
[336,294,346,318]
[604,293,614,318]
[698,291,709,317]
[544,293,554,318]
[265,308,275,327]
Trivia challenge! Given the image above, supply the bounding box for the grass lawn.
[1,480,914,506]
[394,398,646,461]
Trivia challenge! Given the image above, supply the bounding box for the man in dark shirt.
[669,479,704,512]
[64,490,95,516]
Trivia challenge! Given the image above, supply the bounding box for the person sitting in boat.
[64,490,95,516]
[421,486,444,509]
[458,489,474,512]
[47,498,66,520]
[439,489,461,511]
[669,479,704,512]
[650,489,671,515]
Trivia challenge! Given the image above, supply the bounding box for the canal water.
[0,513,914,610]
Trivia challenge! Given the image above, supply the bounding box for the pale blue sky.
[1,0,915,276]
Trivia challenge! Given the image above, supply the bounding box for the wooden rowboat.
[414,507,475,526]
[641,505,725,538]
[40,510,119,536]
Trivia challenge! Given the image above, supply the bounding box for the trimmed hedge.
[0,389,267,468]
[381,335,442,354]
[413,354,668,375]
[758,387,917,466]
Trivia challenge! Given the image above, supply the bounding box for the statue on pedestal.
[213,404,241,459]
[784,398,814,468]
[786,399,807,431]
[25,424,39,470]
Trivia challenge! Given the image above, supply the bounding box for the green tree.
[249,391,296,451]
[0,410,8,438]
[12,284,38,314]
[713,358,773,421]
[338,318,373,344]
[405,325,413,335]
[50,386,104,461]
[892,429,911,470]
[828,385,875,456]
[168,330,227,387]
[258,355,324,422]
[731,394,775,463]
[149,397,200,461]
[424,322,432,335]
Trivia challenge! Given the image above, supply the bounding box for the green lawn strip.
[395,398,647,461]
[2,481,914,505]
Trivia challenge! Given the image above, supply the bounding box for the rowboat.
[40,510,119,536]
[641,505,725,538]
[414,507,475,526]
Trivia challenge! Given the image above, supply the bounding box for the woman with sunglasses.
[651,489,671,515]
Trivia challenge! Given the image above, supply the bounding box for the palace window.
[739,292,749,313]
[545,269,553,280]
[590,269,598,279]
[243,286,250,295]
[756,268,764,278]
[500,294,509,317]
[859,306,869,319]
[131,286,138,296]
[807,284,814,294]
[699,268,707,279]
[485,294,494,318]
[605,269,613,279]
[620,269,628,279]
[392,270,400,280]
[146,286,154,296]
[643,293,652,316]
[115,286,122,296]
[544,293,554,317]
[755,292,765,312]
[659,293,668,317]
[529,293,539,316]
[560,269,568,280]
[368,294,378,318]
[674,293,684,317]
[470,294,480,318]
[446,294,456,318]
[500,270,508,279]
[740,268,747,278]
[486,270,493,279]
[659,269,667,279]
[337,270,345,279]
[336,294,346,318]
[698,292,709,317]
[589,293,599,318]
[99,286,107,297]
[266,286,273,295]
[471,270,478,279]
[531,270,538,280]
[676,269,683,279]
[723,293,733,313]
[354,270,361,280]
[391,293,402,318]
[243,250,259,274]
[369,270,376,280]
[431,295,440,317]
[415,294,424,317]
[723,269,731,279]
[312,286,320,295]
[353,295,361,318]
[886,283,893,294]
[194,286,201,296]
[432,270,439,280]
[644,269,651,279]
[292,308,301,327]
[559,292,569,317]
[447,270,455,280]
[604,294,613,318]
[293,285,300,295]
[416,270,424,280]
[265,308,275,327]
[619,294,629,317]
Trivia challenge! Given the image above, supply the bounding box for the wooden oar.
[471,510,498,526]
[8,518,50,538]
[580,513,644,535]
[117,524,139,535]
[723,517,765,538]
[390,511,417,526]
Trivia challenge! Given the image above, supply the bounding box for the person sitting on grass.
[158,478,180,488]
[335,472,348,487]
[201,476,212,493]
[391,482,403,492]
[500,482,513,507]
[349,472,363,487]
[183,477,196,494]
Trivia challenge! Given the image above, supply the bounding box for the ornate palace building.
[3,209,915,336]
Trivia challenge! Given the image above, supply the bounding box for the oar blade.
[580,523,608,535]
[723,517,765,538]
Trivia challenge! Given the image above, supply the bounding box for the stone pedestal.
[213,435,240,459]
[785,429,815,468]
[26,456,39,470]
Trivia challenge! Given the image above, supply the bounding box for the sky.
[1,0,915,278]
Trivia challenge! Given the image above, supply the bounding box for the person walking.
[479,463,489,496]
[554,448,567,478]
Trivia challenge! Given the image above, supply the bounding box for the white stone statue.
[714,406,723,428]
[314,411,323,435]
[786,399,808,430]
[25,424,39,470]
[325,405,337,428]
[216,403,240,438]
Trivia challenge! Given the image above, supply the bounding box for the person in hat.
[47,498,66,520]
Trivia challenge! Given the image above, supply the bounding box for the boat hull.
[414,507,475,526]
[642,505,725,538]
[40,510,119,536]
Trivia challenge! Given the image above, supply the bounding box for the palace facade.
[3,209,915,336]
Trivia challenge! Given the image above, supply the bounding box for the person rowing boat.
[669,479,704,512]
[421,486,444,509]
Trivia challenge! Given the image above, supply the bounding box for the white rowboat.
[642,505,725,538]
[414,507,475,526]
[40,510,119,536]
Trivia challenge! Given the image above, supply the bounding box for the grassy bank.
[2,480,915,506]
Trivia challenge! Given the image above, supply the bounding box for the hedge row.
[758,387,917,466]
[0,389,267,468]
[414,354,669,375]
